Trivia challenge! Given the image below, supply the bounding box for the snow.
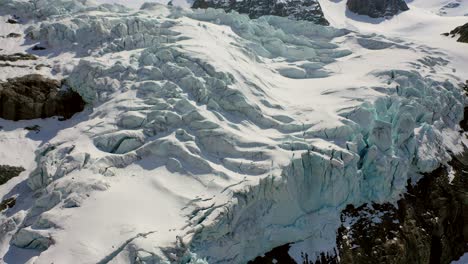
[409,0,468,17]
[28,166,202,264]
[91,0,193,9]
[0,0,467,263]
[452,252,468,264]
[319,0,468,78]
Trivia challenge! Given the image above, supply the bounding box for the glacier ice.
[12,228,53,251]
[0,2,466,264]
[0,0,130,20]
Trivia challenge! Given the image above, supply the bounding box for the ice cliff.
[0,1,466,263]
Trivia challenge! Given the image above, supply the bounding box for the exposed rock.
[347,0,409,18]
[6,32,21,38]
[449,23,468,43]
[35,64,51,70]
[0,74,85,121]
[0,53,37,62]
[192,0,329,25]
[461,104,468,132]
[249,244,296,264]
[32,45,46,51]
[0,165,24,185]
[249,244,338,264]
[0,63,29,68]
[0,197,16,212]
[337,152,468,264]
[6,18,18,24]
[24,124,41,132]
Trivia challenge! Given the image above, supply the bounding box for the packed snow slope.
[408,0,468,16]
[319,0,468,76]
[0,0,467,263]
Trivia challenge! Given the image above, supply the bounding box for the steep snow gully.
[0,1,466,263]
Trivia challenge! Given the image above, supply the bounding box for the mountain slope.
[0,0,467,263]
[191,0,329,25]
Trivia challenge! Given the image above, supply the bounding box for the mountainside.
[191,0,329,25]
[449,22,468,43]
[346,0,409,18]
[0,74,85,121]
[0,0,467,264]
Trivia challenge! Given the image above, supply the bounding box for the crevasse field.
[0,0,467,263]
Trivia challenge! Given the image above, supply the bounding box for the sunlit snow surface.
[0,0,467,263]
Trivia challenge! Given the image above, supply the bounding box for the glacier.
[0,0,466,263]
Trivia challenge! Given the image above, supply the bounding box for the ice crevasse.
[0,1,466,263]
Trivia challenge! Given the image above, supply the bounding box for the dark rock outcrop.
[0,53,37,62]
[5,33,21,38]
[0,197,16,212]
[249,244,338,264]
[0,165,24,185]
[0,63,29,68]
[249,244,296,264]
[449,23,468,43]
[337,151,468,264]
[6,18,18,24]
[0,74,85,121]
[347,0,409,18]
[32,45,46,51]
[192,0,329,25]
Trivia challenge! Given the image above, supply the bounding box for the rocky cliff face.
[449,23,468,43]
[347,0,409,18]
[338,155,468,264]
[191,0,329,25]
[0,74,85,121]
[0,165,24,186]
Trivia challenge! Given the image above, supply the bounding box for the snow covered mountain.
[0,0,467,263]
